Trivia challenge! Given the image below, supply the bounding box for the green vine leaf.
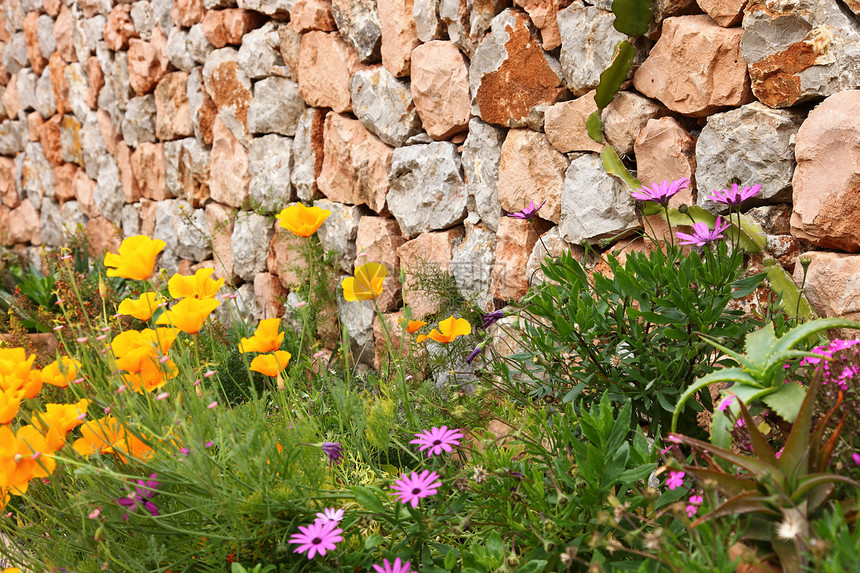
[595,40,636,109]
[612,0,652,37]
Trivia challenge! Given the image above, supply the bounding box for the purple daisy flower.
[705,183,761,207]
[631,177,690,205]
[481,310,505,330]
[315,507,344,524]
[465,344,483,364]
[410,426,463,457]
[675,216,731,246]
[370,557,412,573]
[289,519,344,559]
[321,442,344,466]
[390,470,442,507]
[507,201,545,220]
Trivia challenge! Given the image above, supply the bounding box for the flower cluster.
[289,508,345,559]
[239,318,292,378]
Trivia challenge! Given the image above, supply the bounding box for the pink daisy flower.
[315,507,344,524]
[390,470,441,508]
[716,395,735,412]
[289,519,343,559]
[370,557,412,573]
[507,201,545,220]
[665,471,685,490]
[675,216,731,246]
[705,183,761,207]
[631,177,690,205]
[409,426,464,458]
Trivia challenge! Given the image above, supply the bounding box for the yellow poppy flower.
[276,203,332,237]
[0,348,35,392]
[40,357,83,388]
[0,388,23,425]
[399,319,427,334]
[341,262,386,302]
[117,292,165,321]
[104,235,166,281]
[168,268,225,300]
[416,316,472,344]
[239,318,285,353]
[72,416,152,462]
[156,297,221,334]
[32,399,90,450]
[249,351,292,377]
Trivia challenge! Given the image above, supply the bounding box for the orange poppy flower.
[117,292,165,321]
[0,348,36,392]
[276,203,331,237]
[399,319,427,334]
[417,316,472,344]
[239,318,284,354]
[32,399,90,450]
[0,389,23,425]
[41,357,83,388]
[341,263,386,302]
[156,297,221,334]
[104,235,166,281]
[168,268,225,300]
[72,416,152,462]
[249,351,292,377]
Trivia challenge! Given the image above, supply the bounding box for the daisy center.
[412,487,421,495]
[432,439,442,445]
[312,537,322,545]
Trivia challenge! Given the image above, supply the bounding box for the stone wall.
[2,0,860,356]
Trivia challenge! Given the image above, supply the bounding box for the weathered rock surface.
[290,0,337,33]
[513,0,563,50]
[793,252,860,321]
[338,296,375,364]
[697,102,804,212]
[331,0,382,63]
[378,0,419,76]
[634,117,697,208]
[560,153,639,244]
[601,91,668,156]
[349,67,422,147]
[187,68,216,144]
[452,221,496,311]
[122,94,157,147]
[413,0,443,42]
[0,120,25,155]
[291,107,327,201]
[232,211,273,281]
[94,154,124,223]
[410,41,470,140]
[398,228,463,319]
[469,9,565,129]
[64,62,89,121]
[202,47,252,141]
[253,272,287,318]
[387,142,467,238]
[315,198,363,272]
[490,216,539,300]
[462,118,504,232]
[237,22,283,79]
[354,215,404,311]
[167,28,196,73]
[526,226,575,286]
[440,0,507,57]
[498,128,568,223]
[21,142,53,209]
[317,113,392,213]
[173,0,206,27]
[238,0,295,17]
[153,199,211,262]
[131,142,167,201]
[35,69,57,118]
[127,29,169,96]
[201,9,265,48]
[205,202,236,280]
[742,0,860,108]
[155,71,193,141]
[544,91,604,154]
[698,0,747,27]
[634,15,753,117]
[297,31,358,113]
[248,76,305,136]
[557,3,629,96]
[249,134,294,213]
[791,90,860,252]
[164,137,210,207]
[209,115,249,208]
[187,23,215,63]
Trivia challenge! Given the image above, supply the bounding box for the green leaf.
[744,322,777,367]
[601,146,641,190]
[586,110,604,143]
[364,534,384,550]
[612,0,652,37]
[486,531,504,569]
[595,41,636,109]
[672,368,761,432]
[730,272,767,299]
[771,317,860,356]
[516,560,548,573]
[761,382,808,423]
[764,258,815,320]
[444,547,458,570]
[351,485,386,514]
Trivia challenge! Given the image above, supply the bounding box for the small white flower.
[776,508,805,541]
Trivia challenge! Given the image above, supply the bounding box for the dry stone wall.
[2,0,860,361]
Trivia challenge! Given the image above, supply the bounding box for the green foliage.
[594,41,637,109]
[601,146,641,189]
[612,0,652,37]
[805,505,860,573]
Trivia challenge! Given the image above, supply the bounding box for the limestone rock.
[131,2,156,42]
[490,216,538,300]
[121,202,140,238]
[248,77,305,136]
[440,0,507,58]
[201,9,265,49]
[61,200,90,239]
[338,296,375,364]
[127,29,170,96]
[526,226,574,286]
[65,62,90,122]
[0,158,19,208]
[16,68,37,111]
[513,0,563,50]
[253,272,287,319]
[696,102,804,213]
[209,115,249,208]
[793,252,860,321]
[354,215,404,311]
[0,120,25,155]
[6,199,41,245]
[53,5,76,63]
[601,91,668,156]
[59,114,84,166]
[331,0,382,63]
[698,0,747,27]
[469,9,566,129]
[81,110,107,179]
[237,22,283,79]
[291,107,327,201]
[318,112,392,213]
[398,228,463,319]
[167,28,196,73]
[413,0,444,42]
[634,15,753,117]
[410,41,470,140]
[634,117,697,209]
[202,47,252,141]
[205,202,236,280]
[742,1,860,108]
[248,134,294,213]
[545,91,604,154]
[452,221,496,311]
[104,5,137,51]
[187,68,216,144]
[74,15,107,64]
[94,154,124,223]
[164,137,211,207]
[187,23,215,64]
[131,142,168,201]
[36,14,57,62]
[290,0,338,33]
[560,153,639,244]
[276,24,302,78]
[462,118,504,232]
[21,142,54,209]
[232,210,274,281]
[173,0,206,28]
[378,0,419,77]
[791,90,860,252]
[267,222,307,287]
[498,129,568,223]
[237,0,295,17]
[297,31,358,113]
[122,94,157,147]
[38,197,61,247]
[24,13,49,74]
[349,67,422,147]
[315,198,363,273]
[35,68,57,118]
[3,33,28,75]
[388,141,467,238]
[155,72,193,141]
[557,3,630,96]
